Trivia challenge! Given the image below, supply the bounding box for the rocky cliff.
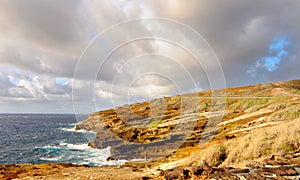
[76,80,300,165]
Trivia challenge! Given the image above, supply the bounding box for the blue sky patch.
[260,56,281,72]
[268,37,290,55]
[258,37,290,72]
[55,77,69,85]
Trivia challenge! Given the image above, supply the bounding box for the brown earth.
[0,163,148,180]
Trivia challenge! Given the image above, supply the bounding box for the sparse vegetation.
[139,106,148,112]
[186,118,300,166]
[198,101,210,111]
[168,96,180,105]
[230,98,270,109]
[149,119,163,128]
[191,144,227,166]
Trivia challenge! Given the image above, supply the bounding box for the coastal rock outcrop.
[77,80,300,163]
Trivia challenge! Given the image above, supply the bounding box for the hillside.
[75,79,300,179]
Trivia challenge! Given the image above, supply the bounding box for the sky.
[0,0,299,114]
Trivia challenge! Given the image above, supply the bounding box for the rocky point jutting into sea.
[1,80,300,179]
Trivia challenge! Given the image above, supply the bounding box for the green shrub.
[230,98,270,109]
[149,119,163,128]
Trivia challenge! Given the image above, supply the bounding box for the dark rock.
[33,173,40,176]
[88,142,96,148]
[229,168,250,174]
[183,169,191,179]
[141,176,152,180]
[271,155,275,160]
[190,165,203,175]
[262,166,298,176]
[132,167,139,172]
[74,125,81,130]
[225,134,235,140]
[106,157,115,161]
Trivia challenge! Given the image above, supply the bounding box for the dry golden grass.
[185,118,300,167]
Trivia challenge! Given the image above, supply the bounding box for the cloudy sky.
[0,0,299,114]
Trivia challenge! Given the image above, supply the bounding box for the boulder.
[262,166,298,176]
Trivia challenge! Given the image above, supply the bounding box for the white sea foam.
[41,145,61,150]
[46,123,127,166]
[39,143,127,166]
[59,127,76,132]
[64,143,93,151]
[59,126,96,134]
[39,156,62,161]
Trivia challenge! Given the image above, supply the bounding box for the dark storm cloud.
[0,0,87,55]
[0,0,89,80]
[142,0,300,86]
[0,0,299,113]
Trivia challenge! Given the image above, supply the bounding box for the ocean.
[0,114,127,166]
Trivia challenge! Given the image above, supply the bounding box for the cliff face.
[76,80,300,162]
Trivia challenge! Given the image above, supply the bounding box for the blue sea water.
[0,114,127,166]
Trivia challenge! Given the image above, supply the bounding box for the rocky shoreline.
[1,152,300,180]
